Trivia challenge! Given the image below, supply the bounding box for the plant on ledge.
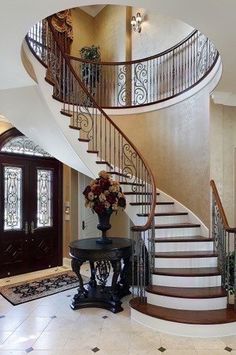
[79,45,101,91]
[83,171,126,244]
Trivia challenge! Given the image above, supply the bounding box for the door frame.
[0,127,63,273]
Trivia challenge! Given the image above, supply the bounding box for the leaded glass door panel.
[0,154,62,278]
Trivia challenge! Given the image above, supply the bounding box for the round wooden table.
[69,237,132,313]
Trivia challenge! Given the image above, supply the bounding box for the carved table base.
[69,237,132,313]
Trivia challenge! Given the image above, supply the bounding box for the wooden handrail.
[27,22,219,109]
[26,19,156,232]
[67,29,219,109]
[66,30,198,65]
[210,180,236,233]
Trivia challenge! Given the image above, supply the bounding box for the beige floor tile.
[192,337,227,350]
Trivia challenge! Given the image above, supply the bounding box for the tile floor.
[0,265,236,354]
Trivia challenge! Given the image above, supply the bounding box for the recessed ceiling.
[79,5,106,17]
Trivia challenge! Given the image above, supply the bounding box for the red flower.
[99,178,110,190]
[92,185,102,196]
[83,185,91,197]
[94,202,106,214]
[106,194,116,205]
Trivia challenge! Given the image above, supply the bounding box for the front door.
[0,154,62,278]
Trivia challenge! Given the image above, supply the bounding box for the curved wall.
[131,7,193,60]
[70,5,193,62]
[111,88,210,227]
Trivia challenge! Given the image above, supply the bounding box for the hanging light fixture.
[131,12,142,33]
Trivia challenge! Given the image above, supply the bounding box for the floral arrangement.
[83,171,126,215]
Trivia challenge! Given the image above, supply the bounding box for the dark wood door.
[0,154,62,278]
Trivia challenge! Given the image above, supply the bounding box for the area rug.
[0,271,88,306]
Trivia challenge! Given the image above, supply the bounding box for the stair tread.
[130,202,174,206]
[130,298,236,324]
[109,171,129,178]
[125,192,160,196]
[119,182,144,186]
[146,285,227,298]
[87,150,99,154]
[155,251,217,258]
[153,267,220,276]
[138,212,187,216]
[155,223,200,229]
[155,236,213,243]
[96,161,112,168]
[78,138,89,142]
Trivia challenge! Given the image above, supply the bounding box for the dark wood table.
[69,237,132,313]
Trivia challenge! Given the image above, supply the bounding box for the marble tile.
[0,331,11,344]
[196,351,229,355]
[192,337,227,350]
[33,330,70,349]
[160,334,194,350]
[1,271,236,355]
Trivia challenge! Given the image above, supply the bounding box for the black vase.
[96,212,112,244]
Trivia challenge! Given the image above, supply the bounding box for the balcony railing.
[68,30,219,108]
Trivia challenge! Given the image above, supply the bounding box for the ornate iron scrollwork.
[133,62,148,106]
[95,260,111,288]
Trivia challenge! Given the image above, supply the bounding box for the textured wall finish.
[131,7,193,60]
[71,6,127,61]
[111,90,210,226]
[0,121,12,134]
[94,5,127,62]
[210,101,236,225]
[70,8,94,57]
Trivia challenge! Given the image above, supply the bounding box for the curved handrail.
[67,29,219,108]
[67,29,198,66]
[210,180,236,233]
[26,18,156,233]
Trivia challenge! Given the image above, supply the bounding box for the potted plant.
[79,45,101,92]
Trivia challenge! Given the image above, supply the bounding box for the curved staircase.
[25,17,236,337]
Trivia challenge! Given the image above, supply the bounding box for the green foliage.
[79,45,101,62]
[79,45,101,90]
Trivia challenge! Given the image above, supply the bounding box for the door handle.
[31,221,36,234]
[82,220,85,230]
[24,221,29,235]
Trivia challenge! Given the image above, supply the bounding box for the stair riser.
[146,292,227,311]
[152,274,221,287]
[155,241,214,252]
[155,227,201,237]
[131,308,236,337]
[155,257,217,268]
[154,215,189,224]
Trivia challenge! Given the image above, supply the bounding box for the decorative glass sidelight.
[4,167,22,230]
[1,136,51,157]
[37,169,53,227]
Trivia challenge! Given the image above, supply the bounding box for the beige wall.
[94,5,127,62]
[63,165,79,257]
[71,6,193,62]
[0,121,12,134]
[70,8,94,57]
[210,101,236,225]
[131,8,193,60]
[71,6,127,62]
[111,90,210,227]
